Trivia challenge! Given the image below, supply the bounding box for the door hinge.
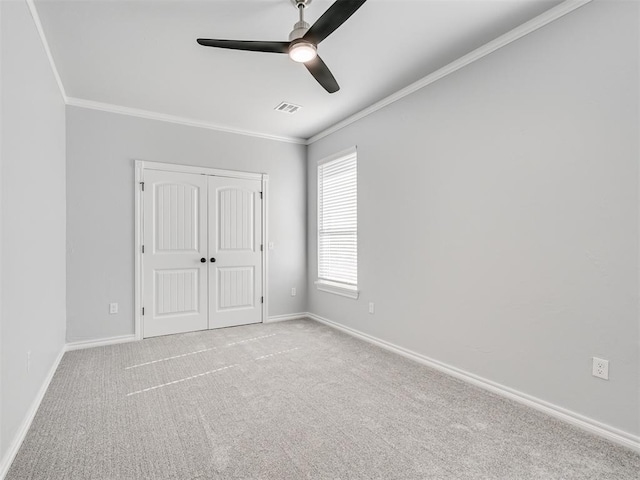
[260,244,263,252]
[260,191,263,200]
[142,307,145,316]
[261,296,264,304]
[140,182,145,191]
[142,245,145,254]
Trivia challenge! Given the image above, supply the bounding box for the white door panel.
[142,170,263,337]
[143,170,208,338]
[208,176,263,329]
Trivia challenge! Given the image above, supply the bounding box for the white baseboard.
[1,315,635,480]
[307,312,640,453]
[0,346,66,480]
[0,334,138,477]
[265,313,308,323]
[65,334,137,351]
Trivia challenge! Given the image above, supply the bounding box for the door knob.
[210,258,216,263]
[200,258,206,263]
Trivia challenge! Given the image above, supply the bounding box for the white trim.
[314,280,359,299]
[306,312,640,454]
[0,347,65,480]
[134,163,143,341]
[134,161,268,339]
[25,0,67,102]
[261,175,269,323]
[137,160,263,181]
[317,146,357,166]
[307,0,593,144]
[67,97,306,145]
[0,3,3,474]
[265,313,308,323]
[65,335,137,352]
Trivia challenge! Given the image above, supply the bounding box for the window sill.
[315,280,359,300]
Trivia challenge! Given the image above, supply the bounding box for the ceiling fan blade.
[197,39,290,54]
[304,55,339,93]
[303,0,367,45]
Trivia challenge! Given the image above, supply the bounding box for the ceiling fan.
[197,0,368,94]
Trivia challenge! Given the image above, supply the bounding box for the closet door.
[208,176,263,329]
[142,170,208,338]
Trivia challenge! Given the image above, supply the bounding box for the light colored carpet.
[6,319,639,479]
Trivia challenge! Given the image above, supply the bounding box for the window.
[316,147,358,299]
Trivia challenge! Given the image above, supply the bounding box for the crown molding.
[26,0,592,147]
[306,0,593,145]
[66,97,307,145]
[26,0,67,102]
[27,0,305,145]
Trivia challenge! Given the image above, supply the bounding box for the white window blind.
[317,148,357,294]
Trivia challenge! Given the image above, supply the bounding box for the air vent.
[274,102,302,114]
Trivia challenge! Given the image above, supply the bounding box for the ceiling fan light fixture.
[289,41,317,63]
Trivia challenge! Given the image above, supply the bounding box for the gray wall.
[66,107,307,342]
[307,1,639,436]
[0,0,67,461]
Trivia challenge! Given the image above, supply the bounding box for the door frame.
[134,160,269,341]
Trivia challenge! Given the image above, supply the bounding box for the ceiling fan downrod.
[289,0,312,41]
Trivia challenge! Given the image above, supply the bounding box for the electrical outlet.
[109,303,118,314]
[369,302,375,314]
[291,287,296,296]
[592,357,609,380]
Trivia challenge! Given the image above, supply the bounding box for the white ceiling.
[35,0,562,141]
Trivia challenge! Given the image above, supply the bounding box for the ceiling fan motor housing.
[289,0,312,41]
[289,20,310,41]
